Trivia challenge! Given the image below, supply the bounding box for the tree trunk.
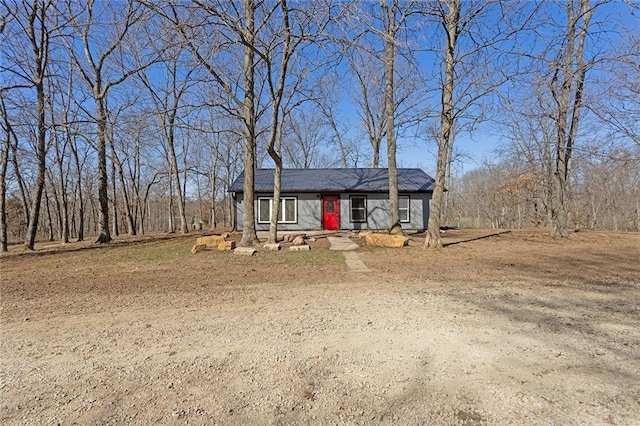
[372,145,380,168]
[239,0,259,247]
[10,128,30,226]
[46,169,63,240]
[1,96,13,252]
[109,137,136,235]
[167,171,175,233]
[210,165,217,229]
[382,0,402,235]
[110,150,119,237]
[24,63,47,250]
[95,95,111,243]
[44,186,55,242]
[551,0,592,238]
[425,0,459,249]
[0,110,9,252]
[70,139,85,241]
[52,131,70,244]
[167,129,188,234]
[268,165,282,244]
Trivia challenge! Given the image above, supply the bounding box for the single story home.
[229,168,435,231]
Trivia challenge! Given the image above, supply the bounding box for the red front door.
[322,195,339,230]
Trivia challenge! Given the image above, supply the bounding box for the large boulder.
[196,235,226,248]
[289,245,311,251]
[234,247,257,256]
[263,243,282,251]
[217,241,236,251]
[283,233,306,243]
[191,243,207,254]
[365,233,409,248]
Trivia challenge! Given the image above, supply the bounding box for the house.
[229,168,435,231]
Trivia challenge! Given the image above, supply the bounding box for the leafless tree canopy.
[0,0,638,250]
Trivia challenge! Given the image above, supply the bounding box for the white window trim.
[399,195,410,223]
[349,195,367,223]
[257,197,297,224]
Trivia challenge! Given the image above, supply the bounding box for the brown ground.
[1,229,639,425]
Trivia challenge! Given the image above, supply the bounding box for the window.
[350,195,367,222]
[257,197,297,224]
[281,198,296,223]
[326,199,335,213]
[258,198,271,223]
[398,196,410,223]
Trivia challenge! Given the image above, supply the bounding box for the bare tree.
[549,0,595,237]
[340,1,423,232]
[347,48,386,168]
[591,31,639,148]
[262,0,309,245]
[1,0,56,250]
[424,0,460,248]
[311,78,361,168]
[498,89,557,227]
[137,42,196,235]
[154,0,261,245]
[282,110,337,168]
[380,0,404,235]
[0,94,10,251]
[424,0,523,248]
[63,0,156,243]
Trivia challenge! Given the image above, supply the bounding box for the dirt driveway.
[1,229,639,424]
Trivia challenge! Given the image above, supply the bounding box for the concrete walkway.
[342,251,371,272]
[327,236,371,272]
[327,236,360,251]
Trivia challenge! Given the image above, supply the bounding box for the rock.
[365,233,409,248]
[217,241,236,251]
[389,226,405,236]
[357,231,372,238]
[191,243,207,254]
[234,247,257,256]
[195,235,225,248]
[283,233,305,242]
[289,245,311,252]
[292,235,305,246]
[263,243,282,251]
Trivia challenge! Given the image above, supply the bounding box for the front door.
[322,195,339,230]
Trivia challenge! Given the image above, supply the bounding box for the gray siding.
[340,193,430,230]
[234,192,431,231]
[235,192,322,231]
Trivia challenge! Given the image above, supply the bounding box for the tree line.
[1,0,638,251]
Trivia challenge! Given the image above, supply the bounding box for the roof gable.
[229,168,435,193]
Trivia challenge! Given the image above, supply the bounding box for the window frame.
[257,196,298,224]
[349,195,367,223]
[398,195,410,223]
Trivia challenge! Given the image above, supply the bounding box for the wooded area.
[1,0,638,251]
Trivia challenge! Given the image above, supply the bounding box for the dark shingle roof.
[229,168,435,193]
